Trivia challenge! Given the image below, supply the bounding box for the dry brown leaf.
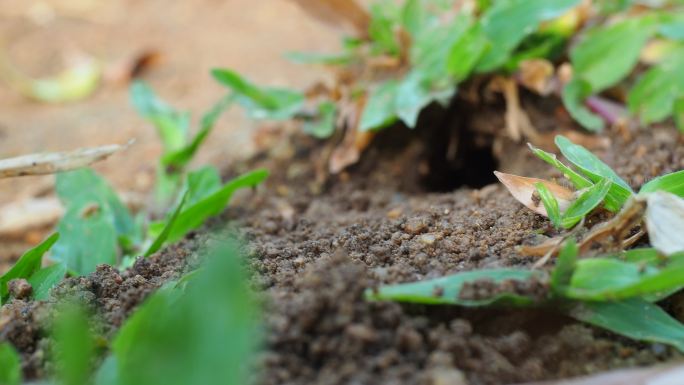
[517,59,555,95]
[517,363,684,385]
[288,0,370,37]
[105,50,163,85]
[0,140,132,179]
[494,171,574,217]
[329,127,375,174]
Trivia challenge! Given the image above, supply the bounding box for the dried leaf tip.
[494,171,574,217]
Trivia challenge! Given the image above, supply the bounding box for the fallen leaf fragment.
[0,141,133,179]
[645,191,684,255]
[0,50,101,103]
[288,0,370,37]
[494,171,574,217]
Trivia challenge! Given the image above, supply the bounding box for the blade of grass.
[560,178,611,229]
[0,343,21,385]
[639,170,684,197]
[143,191,188,257]
[555,135,633,211]
[366,269,542,306]
[569,298,684,352]
[535,182,562,228]
[527,143,593,190]
[0,233,59,303]
[164,169,268,243]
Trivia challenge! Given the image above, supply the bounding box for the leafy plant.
[130,81,234,207]
[207,0,684,171]
[499,135,684,232]
[367,239,684,351]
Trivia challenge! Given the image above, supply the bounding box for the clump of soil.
[0,236,205,378]
[2,94,684,384]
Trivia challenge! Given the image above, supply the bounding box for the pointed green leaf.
[162,95,234,169]
[0,233,59,302]
[569,298,684,352]
[561,179,611,228]
[561,79,605,131]
[303,101,337,139]
[555,135,633,211]
[535,182,562,228]
[366,269,543,306]
[28,262,67,301]
[212,69,304,121]
[165,169,268,243]
[144,192,188,257]
[639,170,684,197]
[359,80,400,131]
[475,0,580,72]
[571,16,657,92]
[550,239,578,296]
[0,343,21,385]
[528,143,593,190]
[130,81,189,153]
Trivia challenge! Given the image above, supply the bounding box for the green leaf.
[52,305,96,385]
[212,69,304,121]
[659,13,684,40]
[130,81,189,153]
[52,203,118,276]
[165,169,269,243]
[411,11,471,81]
[368,3,401,55]
[561,179,611,228]
[566,258,656,300]
[56,169,137,239]
[28,262,67,301]
[162,94,234,170]
[569,298,684,352]
[144,192,188,258]
[639,170,684,197]
[394,71,453,128]
[401,0,425,37]
[366,269,543,306]
[564,253,684,302]
[303,101,337,139]
[675,97,684,133]
[0,343,21,385]
[555,135,633,211]
[284,52,352,66]
[0,233,59,302]
[550,239,578,296]
[534,182,561,228]
[527,143,593,190]
[448,24,490,81]
[571,16,657,92]
[628,50,684,125]
[359,80,400,131]
[476,0,580,72]
[111,242,260,385]
[561,79,605,131]
[185,166,222,206]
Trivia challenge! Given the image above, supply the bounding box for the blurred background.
[0,0,345,249]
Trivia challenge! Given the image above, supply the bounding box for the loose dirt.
[2,99,684,384]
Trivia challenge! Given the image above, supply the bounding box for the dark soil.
[2,98,684,384]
